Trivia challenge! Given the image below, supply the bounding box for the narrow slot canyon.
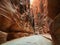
[0,0,60,45]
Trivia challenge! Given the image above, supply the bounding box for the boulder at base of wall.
[7,32,33,41]
[0,31,7,44]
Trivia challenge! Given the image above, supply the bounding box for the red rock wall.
[0,0,34,41]
[48,0,60,45]
[48,0,60,19]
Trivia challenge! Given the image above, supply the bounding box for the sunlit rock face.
[30,0,49,34]
[30,0,48,15]
[30,0,40,13]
